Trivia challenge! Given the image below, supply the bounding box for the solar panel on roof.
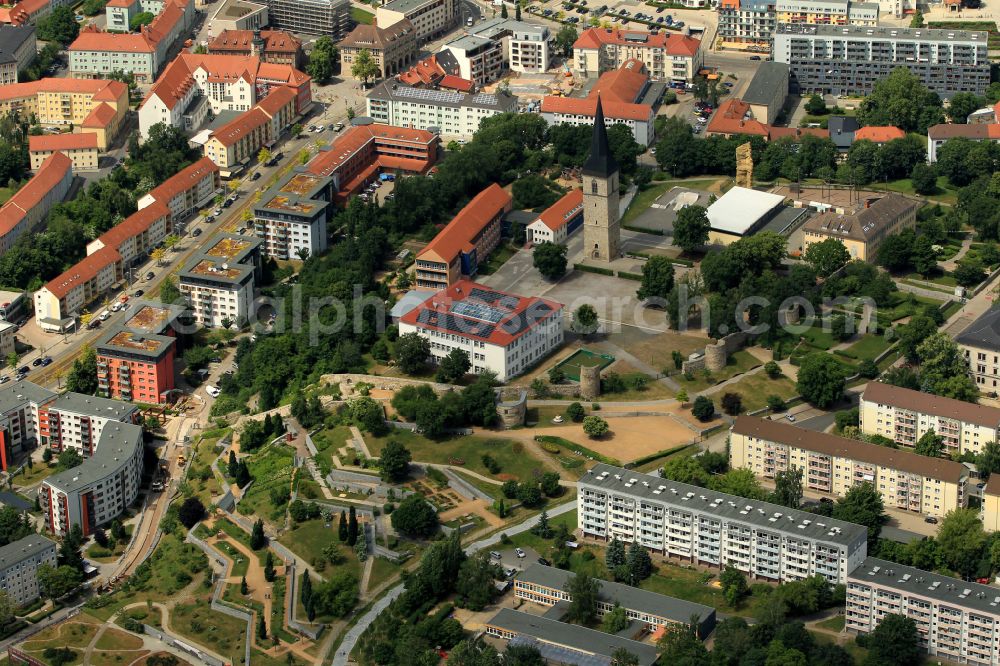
[452,300,505,323]
[471,93,498,105]
[396,86,464,103]
[417,309,496,338]
[468,287,518,310]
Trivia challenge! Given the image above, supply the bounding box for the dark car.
[41,357,52,366]
[925,516,939,524]
[31,358,42,367]
[87,319,101,330]
[251,172,261,180]
[133,289,144,297]
[750,55,762,60]
[192,228,203,237]
[145,271,155,280]
[17,366,29,374]
[537,557,551,566]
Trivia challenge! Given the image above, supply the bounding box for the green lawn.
[278,518,361,585]
[621,177,725,226]
[214,517,269,565]
[311,425,353,475]
[12,462,55,488]
[451,469,502,499]
[712,373,798,412]
[351,6,374,23]
[170,596,248,657]
[675,349,760,392]
[815,614,846,632]
[368,556,403,592]
[883,176,960,205]
[214,538,250,577]
[838,334,893,361]
[477,242,519,276]
[0,187,14,206]
[238,444,295,522]
[188,431,228,505]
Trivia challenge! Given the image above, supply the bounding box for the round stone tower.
[580,365,602,400]
[705,340,727,373]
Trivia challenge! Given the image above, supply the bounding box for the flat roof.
[0,536,55,571]
[582,463,868,547]
[51,392,138,420]
[850,557,1000,618]
[180,234,260,285]
[0,380,56,415]
[368,81,518,112]
[381,0,437,13]
[775,23,989,43]
[45,422,143,493]
[122,300,184,334]
[98,329,173,357]
[706,187,785,235]
[741,62,789,106]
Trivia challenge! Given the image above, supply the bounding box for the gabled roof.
[69,24,156,54]
[417,183,511,262]
[802,193,918,242]
[209,106,270,147]
[0,25,36,63]
[145,156,218,203]
[0,152,72,237]
[208,29,301,53]
[956,307,1000,353]
[0,78,126,103]
[862,381,1000,430]
[398,55,445,86]
[44,245,122,299]
[534,189,583,231]
[927,123,1000,141]
[705,98,769,137]
[82,102,119,129]
[306,123,437,183]
[590,58,648,103]
[339,19,413,50]
[29,133,99,152]
[853,126,905,143]
[0,0,47,26]
[94,200,170,251]
[573,27,701,56]
[439,74,473,92]
[254,84,296,116]
[540,95,652,122]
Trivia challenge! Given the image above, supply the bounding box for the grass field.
[838,334,893,362]
[350,6,374,23]
[238,444,295,522]
[883,175,961,205]
[214,538,250,577]
[625,331,708,375]
[188,431,228,505]
[310,425,353,475]
[451,469,502,499]
[552,348,615,382]
[621,178,727,225]
[214,517,269,565]
[171,596,247,657]
[713,374,798,412]
[95,627,144,651]
[278,518,361,585]
[675,349,760,392]
[816,614,846,632]
[477,241,518,276]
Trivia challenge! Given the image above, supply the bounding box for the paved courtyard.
[630,187,713,236]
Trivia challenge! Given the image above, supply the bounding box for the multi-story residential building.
[208,0,268,33]
[515,563,717,636]
[414,183,511,289]
[982,477,1000,532]
[366,81,517,138]
[104,0,166,32]
[138,53,312,138]
[730,415,970,518]
[717,0,776,50]
[526,188,583,245]
[437,33,504,86]
[541,59,657,146]
[201,85,297,174]
[339,19,417,80]
[0,151,72,256]
[178,235,262,327]
[847,557,1000,664]
[0,78,128,149]
[207,29,303,66]
[579,463,869,584]
[926,122,1000,163]
[68,0,195,82]
[397,280,564,381]
[860,381,1000,455]
[0,25,36,84]
[375,0,458,43]
[39,393,139,456]
[0,321,14,360]
[137,156,220,220]
[306,123,438,203]
[253,171,331,260]
[42,420,143,536]
[95,301,184,404]
[775,0,878,26]
[572,28,703,82]
[773,24,990,100]
[469,18,550,74]
[266,0,350,39]
[0,381,57,471]
[29,133,100,171]
[798,193,919,261]
[0,536,57,606]
[0,0,50,27]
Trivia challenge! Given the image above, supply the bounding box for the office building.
[526,188,583,245]
[95,301,184,404]
[414,183,511,289]
[397,281,564,381]
[773,24,990,100]
[0,536,57,606]
[339,19,417,79]
[800,193,919,261]
[29,133,100,172]
[741,61,788,124]
[705,96,829,140]
[731,415,970,518]
[847,557,1000,665]
[375,0,458,43]
[178,235,263,327]
[572,28,703,82]
[0,25,36,84]
[266,0,350,39]
[860,381,1000,456]
[579,463,869,584]
[208,29,302,66]
[201,84,298,174]
[515,563,716,636]
[208,0,268,33]
[0,151,72,256]
[253,171,331,260]
[366,81,518,138]
[438,34,504,86]
[956,308,1000,391]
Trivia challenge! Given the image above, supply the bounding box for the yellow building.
[29,134,100,172]
[800,193,919,261]
[982,478,1000,532]
[775,0,878,26]
[0,79,128,150]
[730,415,969,518]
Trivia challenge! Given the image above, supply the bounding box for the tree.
[910,162,938,195]
[856,67,945,133]
[456,552,500,611]
[338,510,348,542]
[977,440,1000,479]
[240,575,248,595]
[541,471,561,497]
[603,602,629,633]
[582,415,609,438]
[832,481,885,547]
[796,353,845,408]
[721,392,742,416]
[66,347,98,395]
[772,468,803,509]
[554,25,577,56]
[610,648,639,666]
[517,483,543,508]
[264,551,276,582]
[805,93,827,115]
[764,361,781,379]
[301,570,312,610]
[395,332,431,374]
[351,48,380,85]
[898,314,938,363]
[350,396,386,434]
[673,205,710,252]
[565,572,598,624]
[533,242,567,280]
[37,6,80,45]
[347,506,359,546]
[258,147,272,165]
[258,614,267,641]
[437,348,471,383]
[391,494,439,538]
[56,449,83,472]
[177,497,205,528]
[661,456,709,486]
[250,518,267,550]
[911,235,938,277]
[657,621,709,664]
[865,614,923,666]
[129,10,154,29]
[917,332,978,401]
[708,469,765,500]
[720,565,750,607]
[936,508,987,578]
[625,541,652,584]
[636,255,675,301]
[501,1,508,17]
[159,276,182,304]
[37,564,83,599]
[606,537,626,570]
[448,638,501,666]
[307,36,337,83]
[691,396,714,422]
[914,430,944,458]
[948,91,985,124]
[955,258,986,287]
[572,304,599,336]
[378,439,411,482]
[566,402,585,422]
[804,238,850,277]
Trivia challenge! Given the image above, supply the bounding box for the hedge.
[534,436,561,454]
[625,443,693,469]
[617,271,642,281]
[574,264,614,276]
[622,224,665,236]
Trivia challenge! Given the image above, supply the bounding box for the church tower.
[582,96,620,262]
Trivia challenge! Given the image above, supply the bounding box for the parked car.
[145,271,155,280]
[334,123,344,131]
[17,366,29,374]
[0,376,8,384]
[41,357,52,366]
[99,311,111,321]
[192,228,202,237]
[87,319,101,330]
[925,516,939,524]
[750,55,762,60]
[31,358,42,367]
[490,551,502,560]
[785,413,796,422]
[133,289,144,297]
[206,385,221,397]
[537,557,551,566]
[515,548,526,558]
[251,172,261,181]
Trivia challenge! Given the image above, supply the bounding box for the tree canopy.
[855,67,945,133]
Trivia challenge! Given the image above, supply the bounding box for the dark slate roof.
[741,61,789,107]
[850,557,1000,618]
[956,307,1000,352]
[827,116,859,150]
[0,25,35,66]
[582,96,618,179]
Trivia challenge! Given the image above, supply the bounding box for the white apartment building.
[376,0,459,43]
[731,415,969,519]
[39,392,139,457]
[0,321,14,360]
[253,171,330,260]
[860,381,1000,456]
[397,280,564,381]
[469,18,550,74]
[956,307,1000,392]
[572,28,703,82]
[0,381,58,470]
[847,557,1000,665]
[137,156,220,221]
[579,463,869,584]
[366,82,518,139]
[178,235,262,327]
[0,536,57,606]
[439,34,504,86]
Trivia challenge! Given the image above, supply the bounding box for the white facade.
[0,537,57,606]
[376,0,458,43]
[540,108,654,146]
[253,214,327,260]
[179,275,255,328]
[579,464,869,584]
[366,83,518,139]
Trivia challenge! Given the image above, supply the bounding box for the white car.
[515,548,525,558]
[99,311,111,321]
[785,413,796,422]
[206,385,221,397]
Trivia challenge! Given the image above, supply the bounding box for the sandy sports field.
[528,415,695,462]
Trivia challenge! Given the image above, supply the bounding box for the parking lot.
[523,0,718,39]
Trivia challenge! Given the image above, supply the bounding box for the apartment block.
[927,121,1000,163]
[731,415,969,518]
[202,84,297,173]
[0,536,57,606]
[0,25,36,84]
[375,0,459,43]
[0,381,58,471]
[0,78,128,149]
[138,156,220,221]
[579,463,869,584]
[39,392,139,456]
[775,0,878,26]
[799,193,919,261]
[515,563,716,636]
[29,133,100,171]
[95,300,184,404]
[397,280,564,381]
[339,19,417,79]
[366,81,518,139]
[860,381,1000,456]
[572,28,703,82]
[104,0,166,32]
[0,0,50,27]
[847,557,1000,665]
[0,321,14,360]
[983,478,1000,532]
[956,307,1000,392]
[207,29,302,67]
[266,0,350,39]
[178,235,262,327]
[717,0,776,50]
[773,24,990,100]
[469,18,550,74]
[0,151,72,256]
[253,171,331,260]
[414,183,511,289]
[438,34,504,86]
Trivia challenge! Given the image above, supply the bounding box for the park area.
[551,349,615,382]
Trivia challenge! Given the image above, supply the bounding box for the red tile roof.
[705,98,769,137]
[535,189,583,231]
[95,200,170,251]
[0,152,72,237]
[767,126,830,140]
[853,126,906,143]
[541,59,653,122]
[146,156,218,204]
[209,107,270,147]
[0,0,48,25]
[29,133,99,153]
[308,124,437,179]
[398,56,444,86]
[106,0,136,7]
[418,183,512,263]
[439,74,473,92]
[573,27,701,57]
[208,29,301,53]
[69,24,156,53]
[591,59,647,103]
[81,102,118,129]
[0,78,126,103]
[44,245,122,299]
[254,84,296,116]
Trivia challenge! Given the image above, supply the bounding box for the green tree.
[456,552,500,611]
[307,36,338,83]
[796,353,846,408]
[917,332,978,401]
[55,448,83,472]
[832,481,886,547]
[350,396,386,434]
[565,572,598,624]
[257,613,267,641]
[625,540,651,584]
[391,494,439,538]
[955,258,986,287]
[772,468,803,509]
[864,614,923,666]
[691,396,714,422]
[348,506,358,546]
[602,602,629,633]
[37,6,80,45]
[606,537,626,570]
[856,67,945,133]
[129,11,154,29]
[708,469,766,500]
[720,565,749,607]
[636,255,675,301]
[572,304,599,336]
[264,551,275,582]
[611,648,639,666]
[447,638,501,666]
[804,238,850,277]
[350,48,380,85]
[977,440,1000,479]
[554,24,578,56]
[805,94,827,115]
[948,91,985,124]
[338,510,347,542]
[914,430,944,458]
[436,348,471,383]
[395,331,431,374]
[566,402,585,422]
[250,518,267,550]
[66,346,98,395]
[661,456,709,486]
[936,508,987,578]
[582,415,609,438]
[37,564,83,599]
[177,497,205,528]
[657,621,709,664]
[240,575,248,595]
[721,392,742,416]
[673,205,710,253]
[159,275,182,304]
[533,242,568,280]
[378,439,411,482]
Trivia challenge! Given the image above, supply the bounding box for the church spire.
[582,95,618,179]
